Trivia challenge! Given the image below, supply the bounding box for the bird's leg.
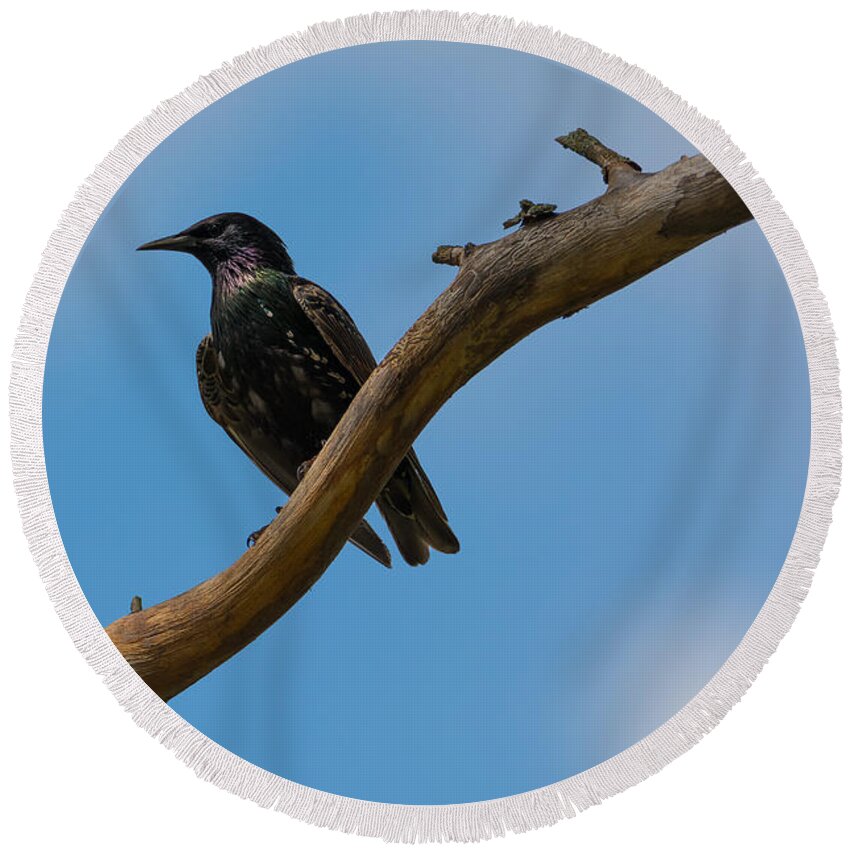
[246,505,283,548]
[249,446,325,545]
[247,444,326,547]
[296,457,315,482]
[296,440,325,483]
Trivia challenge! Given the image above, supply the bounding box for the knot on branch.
[556,128,642,187]
[432,242,476,266]
[502,199,557,229]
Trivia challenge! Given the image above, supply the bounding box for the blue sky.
[43,41,809,805]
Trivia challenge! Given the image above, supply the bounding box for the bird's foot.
[246,526,267,548]
[297,457,316,481]
[246,506,284,548]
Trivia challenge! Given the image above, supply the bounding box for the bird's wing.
[291,278,378,385]
[196,334,230,428]
[196,333,392,566]
[291,279,458,563]
[195,334,299,494]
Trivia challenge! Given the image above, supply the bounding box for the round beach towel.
[10,11,839,842]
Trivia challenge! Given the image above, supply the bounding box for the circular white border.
[8,10,841,843]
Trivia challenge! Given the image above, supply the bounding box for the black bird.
[138,213,460,566]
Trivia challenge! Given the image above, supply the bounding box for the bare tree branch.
[432,242,476,267]
[556,128,643,186]
[105,130,752,701]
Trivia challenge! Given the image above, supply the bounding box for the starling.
[138,213,460,567]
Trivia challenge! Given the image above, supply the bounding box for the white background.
[1,2,847,847]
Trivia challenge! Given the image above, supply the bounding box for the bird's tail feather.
[406,452,461,555]
[378,451,460,566]
[378,505,431,566]
[349,519,392,568]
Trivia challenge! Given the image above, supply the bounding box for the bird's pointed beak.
[136,233,199,253]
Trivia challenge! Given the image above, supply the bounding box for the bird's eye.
[194,221,224,239]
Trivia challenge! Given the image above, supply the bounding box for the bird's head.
[137,213,295,277]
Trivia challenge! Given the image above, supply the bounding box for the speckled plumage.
[139,213,459,566]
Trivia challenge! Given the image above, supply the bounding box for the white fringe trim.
[8,10,840,843]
